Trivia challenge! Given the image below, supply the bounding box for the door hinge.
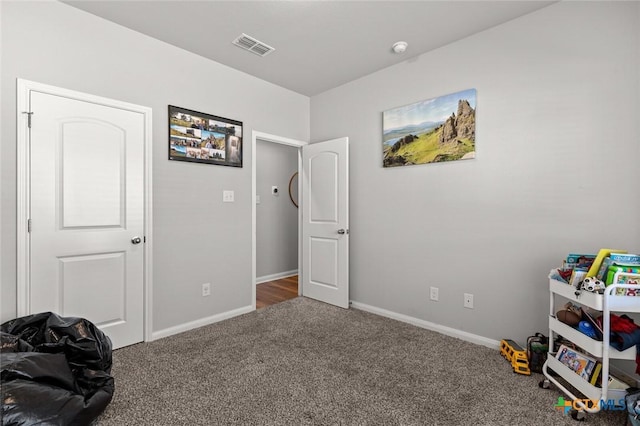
[22,111,34,128]
[27,219,32,233]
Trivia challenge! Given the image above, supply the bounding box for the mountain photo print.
[382,89,476,167]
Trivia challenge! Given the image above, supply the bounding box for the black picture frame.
[168,105,243,167]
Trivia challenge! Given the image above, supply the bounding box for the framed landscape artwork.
[169,105,243,167]
[382,88,476,167]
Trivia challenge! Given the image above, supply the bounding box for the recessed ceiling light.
[392,41,408,54]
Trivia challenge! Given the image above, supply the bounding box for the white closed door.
[301,137,349,308]
[28,90,145,349]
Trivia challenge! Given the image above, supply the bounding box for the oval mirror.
[288,172,298,208]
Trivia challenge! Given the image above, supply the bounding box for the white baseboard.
[256,269,298,285]
[151,305,254,341]
[150,300,499,350]
[349,301,501,350]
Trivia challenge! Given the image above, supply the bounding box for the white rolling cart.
[541,271,640,420]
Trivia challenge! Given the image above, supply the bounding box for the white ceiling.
[64,1,556,96]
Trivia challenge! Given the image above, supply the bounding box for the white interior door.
[28,90,145,349]
[301,137,349,308]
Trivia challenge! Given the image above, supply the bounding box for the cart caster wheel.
[570,409,586,421]
[538,379,550,389]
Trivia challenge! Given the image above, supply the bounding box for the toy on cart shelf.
[500,339,531,376]
[580,277,605,293]
[555,302,582,326]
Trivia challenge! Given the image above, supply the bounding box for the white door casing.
[17,80,152,349]
[301,137,349,308]
[251,131,306,309]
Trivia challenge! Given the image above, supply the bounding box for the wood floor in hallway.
[256,275,298,309]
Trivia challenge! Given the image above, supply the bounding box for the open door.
[17,80,151,349]
[301,137,349,308]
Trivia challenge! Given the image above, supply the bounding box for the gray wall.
[2,1,638,347]
[0,1,309,331]
[256,141,299,279]
[310,1,640,341]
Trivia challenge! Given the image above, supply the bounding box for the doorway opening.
[251,131,307,310]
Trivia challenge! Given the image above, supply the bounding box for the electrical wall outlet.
[464,293,474,309]
[202,283,211,297]
[430,286,439,301]
[223,190,234,202]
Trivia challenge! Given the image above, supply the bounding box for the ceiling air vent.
[232,33,275,57]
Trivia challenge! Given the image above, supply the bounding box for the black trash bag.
[1,312,115,426]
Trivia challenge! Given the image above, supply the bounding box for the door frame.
[16,79,154,342]
[251,131,307,310]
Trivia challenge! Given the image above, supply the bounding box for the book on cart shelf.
[609,253,640,265]
[582,309,604,341]
[556,344,599,382]
[569,270,587,287]
[589,363,603,386]
[565,253,596,270]
[596,257,615,280]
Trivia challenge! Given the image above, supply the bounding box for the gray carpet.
[97,298,628,425]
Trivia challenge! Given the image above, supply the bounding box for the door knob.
[131,236,142,245]
[337,229,348,235]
